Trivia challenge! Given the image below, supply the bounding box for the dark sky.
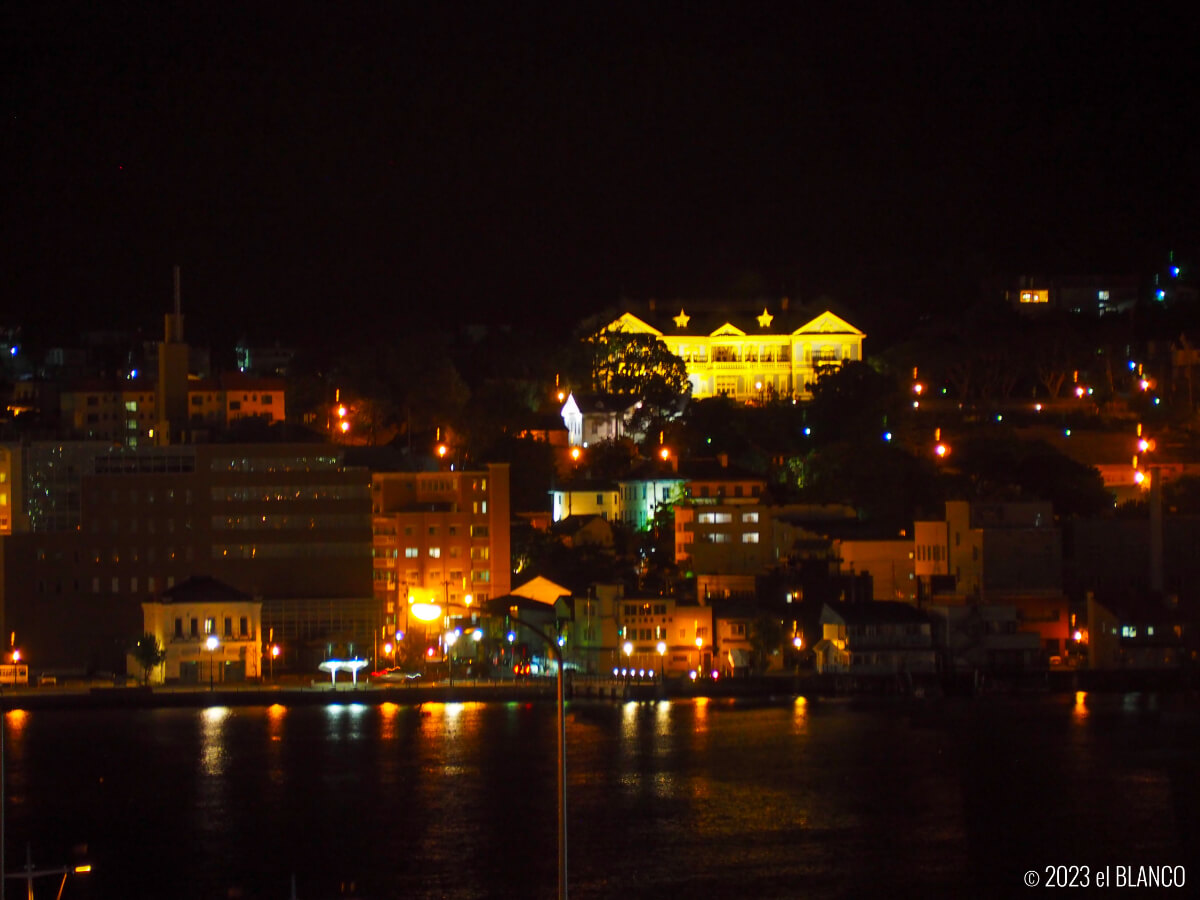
[4,2,1199,349]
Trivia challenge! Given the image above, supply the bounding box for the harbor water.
[2,692,1196,899]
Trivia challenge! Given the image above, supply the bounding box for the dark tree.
[806,360,904,444]
[954,435,1112,518]
[130,633,166,685]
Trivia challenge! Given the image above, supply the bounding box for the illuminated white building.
[599,301,865,402]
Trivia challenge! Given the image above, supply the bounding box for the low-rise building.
[1086,593,1190,669]
[927,604,1045,674]
[139,576,262,684]
[560,392,643,447]
[550,479,620,524]
[813,601,936,675]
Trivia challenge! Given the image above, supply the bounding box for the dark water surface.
[2,692,1197,899]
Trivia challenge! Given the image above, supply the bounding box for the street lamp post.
[656,641,667,680]
[507,612,569,900]
[695,636,704,677]
[445,629,460,686]
[206,634,219,691]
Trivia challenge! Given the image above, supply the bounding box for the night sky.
[5,3,1199,348]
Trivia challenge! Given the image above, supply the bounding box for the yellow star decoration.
[757,307,774,328]
[673,309,690,329]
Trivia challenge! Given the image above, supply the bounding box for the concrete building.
[372,463,512,644]
[836,539,916,603]
[1,442,372,672]
[916,500,1069,657]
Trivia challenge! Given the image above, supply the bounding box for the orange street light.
[659,447,670,461]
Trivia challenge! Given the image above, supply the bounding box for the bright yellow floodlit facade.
[604,306,865,402]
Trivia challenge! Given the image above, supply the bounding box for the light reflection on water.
[200,706,230,776]
[1,693,1196,899]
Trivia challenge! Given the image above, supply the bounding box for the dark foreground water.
[2,692,1197,899]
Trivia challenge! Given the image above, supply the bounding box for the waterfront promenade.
[1,665,1193,710]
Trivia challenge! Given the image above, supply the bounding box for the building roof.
[567,392,642,415]
[159,575,252,605]
[511,575,574,606]
[552,478,619,493]
[680,457,765,482]
[823,600,930,626]
[549,514,610,537]
[610,300,864,339]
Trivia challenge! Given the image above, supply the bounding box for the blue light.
[803,427,811,436]
[8,346,15,356]
[1128,361,1137,370]
[1171,266,1180,277]
[1157,289,1166,301]
[883,432,892,442]
[1153,397,1161,406]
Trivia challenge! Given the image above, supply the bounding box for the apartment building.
[372,464,512,636]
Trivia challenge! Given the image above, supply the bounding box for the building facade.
[1,442,372,672]
[372,464,512,641]
[139,576,263,684]
[600,302,865,402]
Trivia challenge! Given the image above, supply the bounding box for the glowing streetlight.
[656,641,667,680]
[410,602,442,623]
[206,634,219,691]
[695,636,704,675]
[659,446,670,461]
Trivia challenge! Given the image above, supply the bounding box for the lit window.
[405,547,418,558]
[429,547,441,558]
[742,532,759,543]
